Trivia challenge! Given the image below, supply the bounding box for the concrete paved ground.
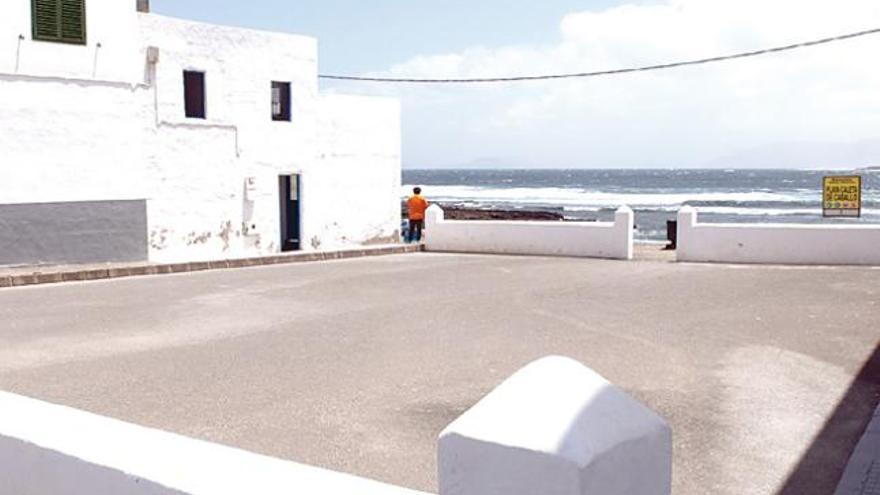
[0,252,878,494]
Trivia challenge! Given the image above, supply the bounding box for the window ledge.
[160,119,237,131]
[32,37,87,46]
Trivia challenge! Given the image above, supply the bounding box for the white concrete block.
[0,392,428,495]
[426,203,445,227]
[438,356,671,495]
[677,207,880,265]
[614,205,635,260]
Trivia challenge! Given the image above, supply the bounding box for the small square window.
[271,81,291,122]
[184,71,206,119]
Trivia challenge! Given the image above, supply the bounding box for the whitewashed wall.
[0,0,143,81]
[313,94,402,249]
[425,205,634,260]
[677,206,880,265]
[0,3,401,265]
[0,76,152,206]
[138,14,321,261]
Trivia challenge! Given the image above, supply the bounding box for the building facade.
[0,0,401,265]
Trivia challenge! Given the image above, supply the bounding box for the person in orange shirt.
[406,187,429,243]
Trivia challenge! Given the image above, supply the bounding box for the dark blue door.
[279,174,301,251]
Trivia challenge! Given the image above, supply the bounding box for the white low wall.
[677,206,880,265]
[425,205,634,260]
[438,356,672,495]
[0,392,428,495]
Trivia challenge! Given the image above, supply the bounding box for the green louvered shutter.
[32,0,86,45]
[32,0,61,41]
[59,0,86,44]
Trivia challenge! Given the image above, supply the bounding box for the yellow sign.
[823,176,861,217]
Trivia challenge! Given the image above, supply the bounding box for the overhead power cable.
[318,27,880,84]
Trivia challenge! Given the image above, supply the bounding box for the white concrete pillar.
[438,356,672,495]
[425,204,445,249]
[614,205,634,260]
[676,206,697,262]
[426,204,444,227]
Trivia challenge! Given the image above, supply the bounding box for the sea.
[402,169,880,242]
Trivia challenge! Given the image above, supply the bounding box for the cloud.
[338,0,880,168]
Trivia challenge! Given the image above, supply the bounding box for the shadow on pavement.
[776,342,880,495]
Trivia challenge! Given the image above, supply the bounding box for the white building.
[0,0,401,265]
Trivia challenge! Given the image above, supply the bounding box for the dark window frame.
[183,70,207,119]
[271,81,292,122]
[32,0,87,45]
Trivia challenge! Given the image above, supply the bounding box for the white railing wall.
[677,206,880,265]
[425,205,634,260]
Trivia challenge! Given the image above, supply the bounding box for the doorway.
[279,174,301,252]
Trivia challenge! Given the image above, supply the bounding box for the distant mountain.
[704,138,880,170]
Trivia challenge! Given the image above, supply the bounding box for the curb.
[2,244,424,289]
[835,404,880,495]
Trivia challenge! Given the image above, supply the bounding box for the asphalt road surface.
[1,253,878,494]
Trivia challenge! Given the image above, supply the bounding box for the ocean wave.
[404,185,815,207]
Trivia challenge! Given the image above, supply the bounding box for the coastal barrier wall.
[677,206,880,265]
[425,205,634,260]
[1,357,669,495]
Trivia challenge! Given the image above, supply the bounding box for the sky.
[152,0,880,169]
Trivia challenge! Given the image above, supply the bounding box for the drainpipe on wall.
[137,0,150,13]
[146,46,160,125]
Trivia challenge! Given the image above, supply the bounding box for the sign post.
[823,175,862,218]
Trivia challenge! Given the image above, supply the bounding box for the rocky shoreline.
[402,201,567,221]
[439,205,565,221]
